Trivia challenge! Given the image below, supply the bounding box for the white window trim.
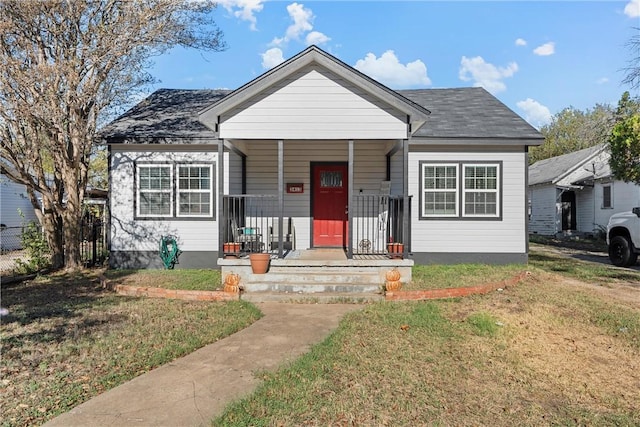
[136,164,173,218]
[176,164,214,218]
[462,163,500,218]
[421,163,459,218]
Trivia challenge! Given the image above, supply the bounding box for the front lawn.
[104,268,222,290]
[214,270,640,426]
[1,270,260,427]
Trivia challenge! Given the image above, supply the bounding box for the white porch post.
[278,140,284,258]
[348,139,354,259]
[218,139,224,256]
[402,138,409,257]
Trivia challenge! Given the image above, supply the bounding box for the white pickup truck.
[607,207,640,267]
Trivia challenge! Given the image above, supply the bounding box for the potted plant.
[387,237,404,259]
[223,242,241,258]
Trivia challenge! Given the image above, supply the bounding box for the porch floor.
[219,249,412,300]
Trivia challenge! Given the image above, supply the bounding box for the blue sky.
[150,1,640,129]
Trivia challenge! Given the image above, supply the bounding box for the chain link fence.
[1,217,108,277]
[0,226,32,275]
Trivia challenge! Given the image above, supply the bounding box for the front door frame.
[310,161,349,248]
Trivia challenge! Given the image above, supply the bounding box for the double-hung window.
[463,164,499,217]
[420,161,501,220]
[421,164,458,217]
[177,165,213,217]
[136,162,215,219]
[137,165,173,217]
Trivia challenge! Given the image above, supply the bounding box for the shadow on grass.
[529,253,640,283]
[1,270,131,347]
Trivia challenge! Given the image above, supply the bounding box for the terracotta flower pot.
[387,243,404,259]
[249,253,270,274]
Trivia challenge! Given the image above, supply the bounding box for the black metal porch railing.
[222,194,410,258]
[222,195,278,256]
[352,195,410,256]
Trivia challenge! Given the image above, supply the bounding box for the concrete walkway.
[44,302,362,427]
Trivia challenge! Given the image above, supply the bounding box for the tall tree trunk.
[62,169,84,270]
[39,200,65,269]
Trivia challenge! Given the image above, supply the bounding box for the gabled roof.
[198,45,431,136]
[98,89,230,143]
[528,144,607,186]
[400,88,543,141]
[97,48,544,145]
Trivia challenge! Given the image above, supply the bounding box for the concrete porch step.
[240,291,384,304]
[241,281,383,293]
[243,271,385,286]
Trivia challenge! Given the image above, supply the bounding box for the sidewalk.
[44,302,362,427]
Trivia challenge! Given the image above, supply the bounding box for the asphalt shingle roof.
[399,87,542,140]
[528,144,606,186]
[98,87,543,143]
[98,89,230,143]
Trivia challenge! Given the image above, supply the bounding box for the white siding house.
[0,173,39,250]
[99,46,544,269]
[529,144,640,236]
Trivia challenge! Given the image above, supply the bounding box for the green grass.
[528,250,640,285]
[105,269,222,290]
[213,251,640,426]
[1,271,260,427]
[213,292,640,426]
[407,263,525,290]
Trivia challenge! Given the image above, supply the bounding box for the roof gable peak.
[198,45,430,136]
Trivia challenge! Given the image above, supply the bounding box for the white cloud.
[624,0,640,18]
[305,31,330,46]
[284,3,314,41]
[458,56,518,94]
[218,0,265,31]
[261,47,285,69]
[516,98,552,129]
[533,42,555,56]
[354,50,431,89]
[596,77,610,85]
[515,38,527,46]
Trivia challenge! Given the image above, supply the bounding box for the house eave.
[409,136,545,146]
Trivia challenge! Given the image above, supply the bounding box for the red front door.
[312,163,348,247]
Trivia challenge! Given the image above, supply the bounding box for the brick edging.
[385,271,531,301]
[99,274,238,301]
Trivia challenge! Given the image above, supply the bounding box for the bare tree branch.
[0,0,225,269]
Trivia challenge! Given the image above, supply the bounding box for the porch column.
[402,138,409,257]
[348,139,354,259]
[218,139,224,257]
[278,140,284,258]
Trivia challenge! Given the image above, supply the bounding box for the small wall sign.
[287,183,304,194]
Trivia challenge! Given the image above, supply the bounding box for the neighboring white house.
[529,144,640,236]
[0,173,39,250]
[98,46,544,269]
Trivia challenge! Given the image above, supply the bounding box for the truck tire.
[609,236,635,267]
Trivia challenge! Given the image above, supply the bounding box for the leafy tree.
[0,0,225,269]
[529,104,614,164]
[608,92,640,184]
[88,147,108,190]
